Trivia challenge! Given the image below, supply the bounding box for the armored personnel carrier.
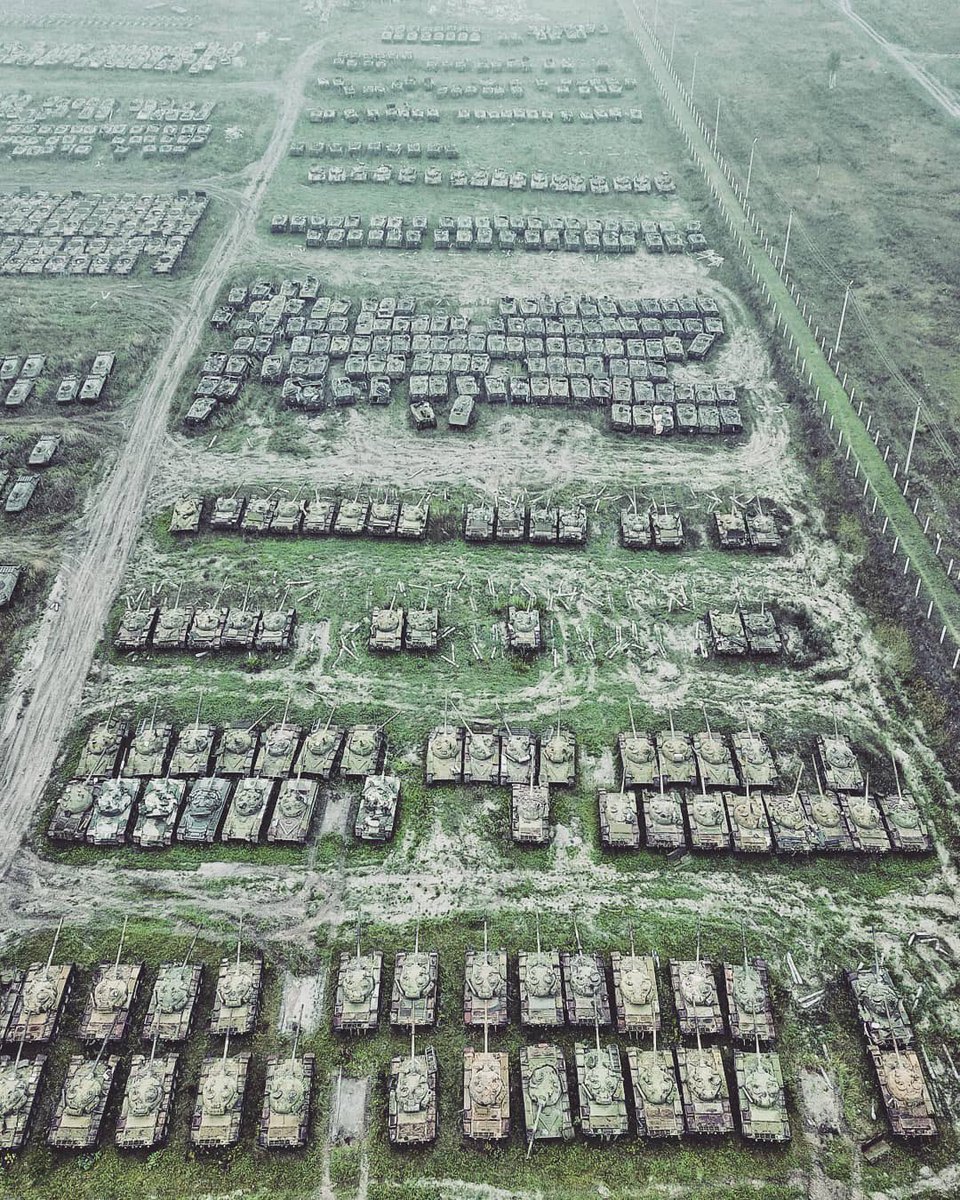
[734,1049,789,1141]
[370,606,404,652]
[724,958,775,1042]
[816,735,864,792]
[693,730,737,788]
[745,509,781,550]
[620,508,653,549]
[115,1052,178,1150]
[656,726,697,786]
[123,721,173,777]
[79,958,143,1043]
[256,609,296,651]
[296,722,345,778]
[143,963,203,1042]
[191,1049,250,1148]
[732,730,776,788]
[356,773,401,842]
[169,495,203,534]
[520,1044,573,1141]
[561,948,610,1026]
[388,1044,438,1145]
[846,966,912,1047]
[48,1054,120,1149]
[397,500,429,539]
[598,790,640,849]
[708,610,747,656]
[217,726,259,774]
[499,730,536,785]
[651,508,683,549]
[221,777,273,842]
[715,510,748,549]
[511,783,550,844]
[464,728,500,784]
[463,1048,510,1139]
[507,607,542,653]
[803,786,854,851]
[256,722,302,778]
[152,606,195,651]
[87,778,138,846]
[266,779,319,844]
[177,777,231,842]
[878,790,931,853]
[464,503,496,542]
[405,607,439,651]
[334,498,370,536]
[687,790,731,851]
[464,941,508,1028]
[169,724,216,776]
[0,1051,46,1150]
[426,725,464,784]
[529,505,559,543]
[619,730,657,786]
[670,959,724,1036]
[675,1046,733,1135]
[391,942,439,1027]
[115,607,159,651]
[333,947,383,1033]
[726,792,772,853]
[765,789,815,853]
[642,788,687,850]
[495,500,525,542]
[839,788,891,853]
[48,780,96,842]
[627,1047,684,1137]
[870,1045,936,1137]
[540,726,575,786]
[611,951,660,1034]
[259,1048,315,1148]
[220,604,261,648]
[341,726,384,777]
[575,1042,628,1138]
[558,505,587,545]
[77,717,128,777]
[741,609,781,656]
[210,495,245,530]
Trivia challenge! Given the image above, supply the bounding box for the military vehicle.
[558,505,587,544]
[495,500,525,542]
[464,503,496,542]
[115,1052,179,1150]
[561,941,611,1026]
[732,730,777,788]
[47,780,96,842]
[520,1043,574,1142]
[575,1040,629,1138]
[169,495,203,535]
[77,716,128,777]
[143,962,203,1043]
[404,607,439,651]
[356,773,401,842]
[840,785,891,853]
[255,721,302,778]
[334,498,370,536]
[115,607,159,651]
[642,788,687,850]
[670,959,725,1036]
[333,943,383,1033]
[302,497,338,536]
[511,783,550,844]
[48,1054,120,1149]
[0,1050,46,1151]
[464,934,508,1029]
[426,724,464,784]
[878,790,930,852]
[259,1042,315,1149]
[191,1046,250,1148]
[846,965,913,1047]
[221,777,273,842]
[499,730,536,786]
[734,1048,789,1141]
[745,509,781,550]
[656,724,697,786]
[217,726,259,775]
[397,500,429,539]
[0,565,21,609]
[724,957,776,1043]
[529,505,559,543]
[388,1042,438,1145]
[693,729,737,788]
[177,777,231,842]
[619,728,658,786]
[540,725,576,786]
[370,606,404,652]
[270,498,304,536]
[802,784,854,851]
[611,950,660,1034]
[296,720,345,778]
[221,607,261,650]
[152,606,194,651]
[266,779,319,844]
[256,609,296,651]
[341,726,384,777]
[675,1046,733,1135]
[765,786,816,854]
[463,1048,510,1140]
[169,723,216,776]
[627,1047,684,1138]
[598,789,640,849]
[210,495,246,530]
[506,606,543,653]
[240,497,277,534]
[620,507,653,549]
[687,789,731,851]
[79,946,142,1043]
[816,734,864,792]
[5,927,72,1045]
[726,791,772,853]
[651,507,683,549]
[464,727,500,784]
[210,943,263,1038]
[870,1045,936,1137]
[741,609,781,656]
[122,720,173,777]
[87,778,139,846]
[708,610,747,656]
[391,938,439,1027]
[715,510,748,549]
[185,606,227,651]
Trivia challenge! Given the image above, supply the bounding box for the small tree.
[827,49,841,89]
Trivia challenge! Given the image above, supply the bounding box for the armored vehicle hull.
[267,780,319,844]
[725,792,772,853]
[575,1043,628,1138]
[599,790,640,849]
[79,963,143,1042]
[519,950,564,1026]
[255,609,296,651]
[764,792,816,854]
[561,951,611,1026]
[670,960,724,1037]
[506,607,542,653]
[143,964,202,1043]
[86,778,138,845]
[6,964,72,1044]
[878,793,931,853]
[169,497,202,535]
[115,1053,178,1150]
[426,726,464,784]
[463,1049,510,1139]
[732,731,777,788]
[370,607,404,652]
[356,774,400,842]
[870,1046,936,1138]
[191,1053,250,1148]
[48,781,95,842]
[693,733,737,788]
[255,723,302,778]
[210,955,263,1036]
[390,950,439,1027]
[499,731,537,786]
[846,968,912,1048]
[152,607,195,650]
[539,729,576,786]
[464,949,508,1029]
[839,792,891,853]
[334,500,370,537]
[116,608,159,651]
[742,610,781,655]
[620,509,653,549]
[186,607,227,651]
[131,779,186,848]
[258,1054,315,1148]
[724,958,776,1043]
[734,1050,789,1141]
[687,792,731,851]
[333,951,383,1033]
[341,726,384,778]
[296,725,345,778]
[169,724,216,776]
[221,777,273,842]
[816,736,864,793]
[48,1055,119,1149]
[77,719,128,778]
[642,789,687,850]
[397,501,429,539]
[217,726,259,775]
[221,608,261,650]
[404,608,439,651]
[627,1048,684,1138]
[463,729,500,784]
[611,953,660,1034]
[388,1047,438,1145]
[675,1046,733,1135]
[0,1053,46,1150]
[177,777,231,843]
[618,732,657,786]
[656,730,697,786]
[520,1043,573,1141]
[511,783,550,844]
[801,790,854,852]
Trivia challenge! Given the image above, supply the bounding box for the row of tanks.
[369,605,439,652]
[707,608,781,657]
[170,493,429,540]
[620,505,685,549]
[425,723,576,787]
[116,604,296,653]
[463,501,587,544]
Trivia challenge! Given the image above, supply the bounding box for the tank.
[152,607,194,650]
[177,777,231,842]
[619,732,657,786]
[255,609,296,651]
[561,951,610,1026]
[131,779,186,848]
[241,497,277,534]
[732,731,777,788]
[142,963,203,1042]
[598,790,640,849]
[341,726,384,777]
[724,958,776,1043]
[391,947,438,1027]
[506,606,542,652]
[210,954,263,1037]
[388,1046,438,1145]
[839,790,891,853]
[518,947,564,1027]
[846,967,913,1047]
[734,1049,789,1141]
[367,500,400,538]
[463,728,499,784]
[185,607,226,652]
[687,791,731,851]
[47,780,95,842]
[405,608,439,651]
[333,950,383,1033]
[611,952,660,1034]
[266,779,319,844]
[870,1046,936,1137]
[115,607,159,651]
[539,727,576,786]
[642,789,687,850]
[764,791,815,853]
[520,1043,573,1141]
[742,610,781,655]
[670,960,724,1036]
[426,725,464,785]
[5,962,73,1044]
[257,723,302,778]
[878,793,931,853]
[270,499,304,535]
[217,726,259,775]
[258,1052,315,1148]
[397,500,429,539]
[463,1049,510,1139]
[191,1052,250,1148]
[210,496,245,529]
[369,607,404,652]
[746,510,781,550]
[620,508,652,549]
[558,505,587,544]
[77,718,128,777]
[169,724,216,776]
[802,789,853,851]
[334,498,370,536]
[575,1042,628,1138]
[708,611,747,656]
[675,1046,733,1135]
[464,947,508,1028]
[651,508,683,549]
[86,778,138,845]
[355,773,400,842]
[464,503,495,541]
[715,510,747,549]
[693,731,737,788]
[627,1048,684,1138]
[726,792,772,853]
[169,495,203,534]
[511,783,550,844]
[115,1053,178,1149]
[78,963,143,1042]
[816,735,864,792]
[494,501,524,543]
[656,729,697,786]
[499,730,536,785]
[296,723,345,778]
[221,777,273,842]
[47,1055,119,1149]
[221,608,261,650]
[529,506,559,544]
[122,722,173,777]
[0,1053,46,1151]
[303,498,337,535]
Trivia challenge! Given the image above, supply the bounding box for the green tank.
[191,1051,250,1148]
[333,949,383,1033]
[210,953,263,1037]
[404,607,438,651]
[152,606,195,651]
[561,951,610,1026]
[620,508,652,549]
[463,947,508,1028]
[334,499,370,536]
[266,779,319,844]
[627,1048,684,1138]
[839,790,891,853]
[656,729,696,786]
[619,731,657,786]
[255,723,302,778]
[341,726,384,778]
[651,508,683,549]
[511,783,550,844]
[258,1052,315,1148]
[671,959,724,1036]
[370,607,404,652]
[131,779,185,847]
[724,958,775,1043]
[693,731,737,788]
[77,718,129,777]
[168,724,215,776]
[241,497,277,534]
[356,774,400,842]
[715,510,747,549]
[6,959,73,1044]
[463,1049,510,1140]
[122,722,173,777]
[529,505,559,543]
[870,1045,936,1138]
[388,1046,438,1145]
[816,735,863,792]
[115,607,158,651]
[742,610,781,655]
[0,1052,46,1151]
[169,495,203,535]
[464,728,499,783]
[506,606,542,652]
[464,503,496,542]
[675,1046,733,1135]
[495,500,525,542]
[745,510,781,550]
[303,498,337,536]
[210,496,245,530]
[687,791,730,851]
[296,723,345,778]
[255,609,296,651]
[598,790,640,849]
[87,778,138,845]
[48,780,95,841]
[142,964,202,1042]
[726,792,772,853]
[539,727,575,786]
[390,946,439,1027]
[221,608,261,649]
[708,610,747,656]
[765,791,815,853]
[520,1044,573,1141]
[575,1043,628,1138]
[270,499,304,535]
[221,777,273,842]
[186,607,227,651]
[368,500,400,537]
[519,948,563,1026]
[396,500,429,539]
[611,953,660,1034]
[735,1050,789,1141]
[499,730,536,785]
[115,1053,178,1150]
[78,963,143,1042]
[48,1055,120,1149]
[426,725,464,784]
[641,789,686,850]
[177,777,231,842]
[732,731,776,788]
[217,726,259,774]
[558,505,587,545]
[878,792,931,852]
[846,967,912,1047]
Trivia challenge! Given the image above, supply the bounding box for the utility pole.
[745,136,758,202]
[904,402,921,478]
[782,210,793,273]
[834,280,854,354]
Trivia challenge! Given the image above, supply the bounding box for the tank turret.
[539,726,576,786]
[169,495,203,535]
[618,730,657,786]
[816,735,864,793]
[611,951,660,1034]
[341,725,384,778]
[511,782,550,844]
[258,1049,315,1148]
[693,730,737,789]
[687,789,730,851]
[734,1048,789,1141]
[115,607,159,651]
[655,727,696,786]
[732,730,776,788]
[168,723,216,776]
[506,606,542,653]
[152,606,195,650]
[217,726,259,775]
[670,959,724,1037]
[598,790,640,849]
[47,780,96,842]
[463,1048,510,1139]
[388,1043,438,1145]
[79,950,142,1043]
[520,1043,573,1142]
[463,727,499,784]
[77,717,128,778]
[390,942,438,1027]
[355,773,400,842]
[333,947,383,1033]
[561,947,610,1026]
[86,778,138,846]
[369,606,404,652]
[405,607,439,651]
[186,607,227,651]
[334,498,370,536]
[191,1048,249,1148]
[765,787,816,854]
[0,1051,46,1150]
[464,940,508,1029]
[131,779,186,848]
[177,777,231,843]
[627,1047,684,1138]
[725,791,772,853]
[878,791,931,853]
[499,730,536,785]
[255,721,302,778]
[115,1052,178,1149]
[296,721,345,778]
[221,777,273,842]
[675,1046,733,1134]
[209,946,263,1037]
[724,957,775,1043]
[575,1042,628,1138]
[48,1054,119,1149]
[802,786,853,851]
[143,963,203,1043]
[846,966,913,1047]
[642,788,686,850]
[426,725,464,785]
[255,609,296,651]
[518,940,564,1027]
[839,787,891,853]
[267,779,319,844]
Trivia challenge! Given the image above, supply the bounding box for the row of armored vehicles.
[463,501,586,545]
[707,609,782,658]
[2,350,117,410]
[168,492,429,539]
[305,164,672,196]
[0,41,241,73]
[115,603,296,653]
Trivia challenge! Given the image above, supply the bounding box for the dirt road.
[0,34,326,880]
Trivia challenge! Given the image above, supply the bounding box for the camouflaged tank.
[463,1049,510,1140]
[333,950,383,1033]
[259,1052,315,1148]
[651,509,684,549]
[369,606,404,652]
[388,1046,438,1145]
[169,724,216,776]
[846,967,913,1047]
[839,790,891,853]
[670,960,724,1037]
[221,777,273,843]
[539,727,576,786]
[627,1048,684,1138]
[620,508,653,549]
[405,607,439,651]
[143,963,203,1042]
[122,722,173,777]
[48,1055,119,1149]
[675,1046,733,1135]
[115,607,159,651]
[186,607,227,651]
[397,500,429,539]
[266,779,319,844]
[464,503,496,542]
[115,1053,178,1150]
[296,724,345,778]
[519,948,564,1026]
[734,1049,789,1141]
[269,499,304,536]
[177,777,231,843]
[0,1052,46,1151]
[715,510,748,549]
[191,1051,250,1148]
[745,510,781,550]
[733,731,777,789]
[742,609,781,656]
[558,504,587,545]
[87,778,139,846]
[426,725,464,785]
[6,960,73,1044]
[507,607,542,653]
[391,947,438,1027]
[257,723,303,779]
[708,610,747,656]
[520,1044,573,1141]
[870,1046,936,1137]
[642,789,687,851]
[724,958,776,1043]
[529,505,559,544]
[687,791,731,851]
[561,950,611,1026]
[802,788,853,851]
[341,726,384,778]
[221,608,261,650]
[333,498,370,536]
[656,729,697,786]
[169,495,203,535]
[575,1043,628,1138]
[611,953,660,1034]
[765,791,815,854]
[726,792,772,853]
[356,773,400,842]
[693,731,737,788]
[77,718,129,778]
[878,792,931,853]
[499,730,536,785]
[619,732,657,786]
[78,963,143,1042]
[131,779,186,849]
[217,726,259,775]
[240,497,277,535]
[210,954,263,1037]
[152,606,195,651]
[255,609,296,651]
[464,728,499,784]
[210,495,245,530]
[368,500,401,538]
[511,783,550,845]
[464,947,508,1028]
[598,790,640,849]
[303,498,338,537]
[816,735,864,792]
[48,780,96,842]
